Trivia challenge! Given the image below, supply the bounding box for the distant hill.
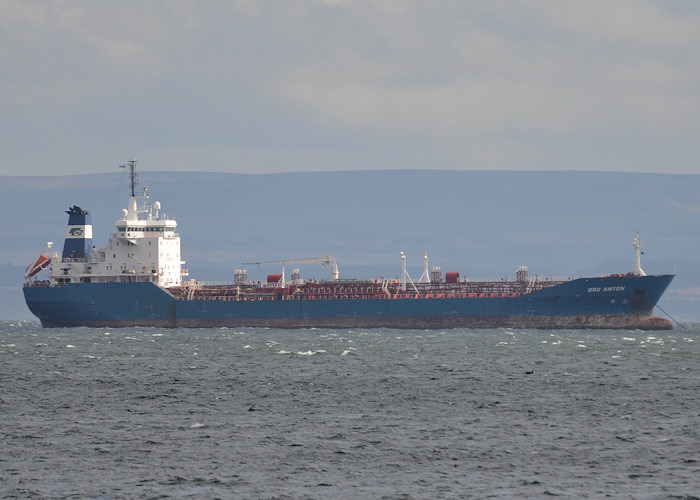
[2,170,699,322]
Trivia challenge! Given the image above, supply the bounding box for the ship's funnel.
[62,205,92,259]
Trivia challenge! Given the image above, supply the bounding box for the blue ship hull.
[24,274,675,329]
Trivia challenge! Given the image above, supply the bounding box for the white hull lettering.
[588,286,626,293]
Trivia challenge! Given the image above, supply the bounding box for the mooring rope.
[655,304,685,329]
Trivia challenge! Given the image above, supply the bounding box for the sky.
[2,0,699,176]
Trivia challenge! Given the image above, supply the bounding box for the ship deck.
[168,278,569,302]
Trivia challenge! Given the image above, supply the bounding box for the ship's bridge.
[115,220,178,240]
[115,192,178,240]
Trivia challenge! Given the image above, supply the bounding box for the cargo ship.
[23,160,674,329]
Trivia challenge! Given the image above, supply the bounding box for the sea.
[1,321,698,499]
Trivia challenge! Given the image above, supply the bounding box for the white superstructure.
[46,160,187,287]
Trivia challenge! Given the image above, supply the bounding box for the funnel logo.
[66,225,92,239]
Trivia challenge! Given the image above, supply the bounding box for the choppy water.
[1,321,698,499]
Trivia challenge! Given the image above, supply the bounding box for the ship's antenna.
[119,158,138,197]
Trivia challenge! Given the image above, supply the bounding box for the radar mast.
[119,158,138,196]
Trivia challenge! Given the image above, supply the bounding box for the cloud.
[0,1,200,106]
[269,1,700,140]
[1,1,699,175]
[539,1,700,50]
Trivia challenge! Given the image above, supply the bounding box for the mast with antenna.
[119,158,138,196]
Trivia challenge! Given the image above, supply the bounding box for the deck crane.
[241,256,339,286]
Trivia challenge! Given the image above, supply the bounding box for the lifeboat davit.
[25,242,53,279]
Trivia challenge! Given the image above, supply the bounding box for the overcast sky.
[2,1,699,176]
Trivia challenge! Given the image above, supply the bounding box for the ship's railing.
[172,274,581,302]
[174,290,531,301]
[183,275,575,288]
[24,280,52,287]
[463,275,575,283]
[184,281,236,287]
[173,284,544,301]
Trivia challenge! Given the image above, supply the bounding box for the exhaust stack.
[62,205,92,260]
